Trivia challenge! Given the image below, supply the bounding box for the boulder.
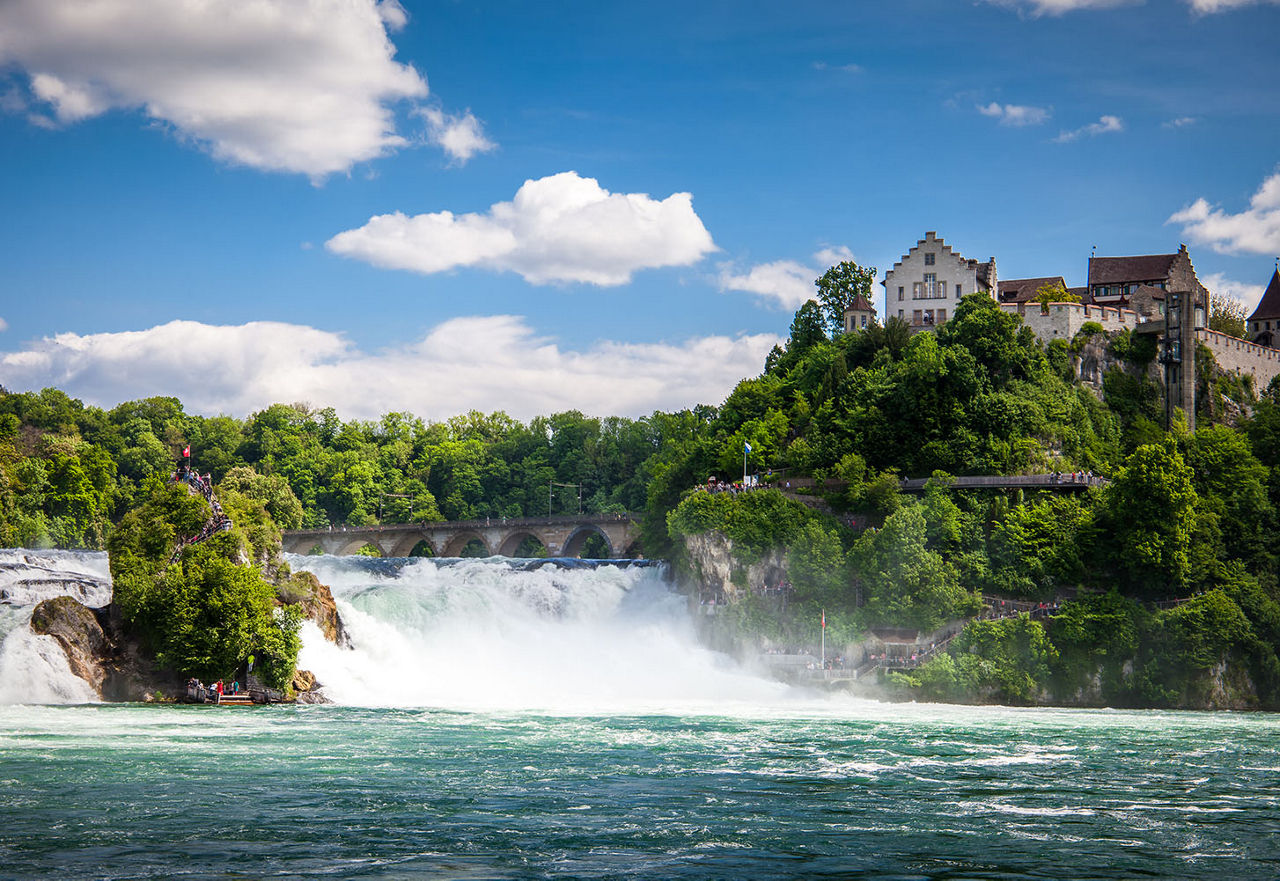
[30,596,108,691]
[276,570,350,647]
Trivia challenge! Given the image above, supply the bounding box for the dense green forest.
[0,392,666,548]
[7,267,1280,707]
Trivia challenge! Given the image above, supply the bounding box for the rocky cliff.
[29,565,348,703]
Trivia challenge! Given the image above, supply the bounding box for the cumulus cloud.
[1162,116,1199,128]
[1167,169,1280,255]
[1053,115,1124,143]
[718,261,815,309]
[718,247,857,309]
[327,171,717,285]
[419,106,496,164]
[977,102,1051,126]
[1203,272,1267,314]
[0,0,428,178]
[0,317,8,332]
[0,318,778,421]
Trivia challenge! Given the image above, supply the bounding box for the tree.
[1034,281,1079,311]
[851,504,979,631]
[814,261,877,337]
[1209,294,1248,339]
[789,300,827,351]
[1097,438,1198,596]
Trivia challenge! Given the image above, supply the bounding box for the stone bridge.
[281,513,641,559]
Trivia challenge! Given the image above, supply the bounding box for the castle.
[841,233,1280,430]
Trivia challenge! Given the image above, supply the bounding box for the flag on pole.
[821,609,826,629]
[744,441,752,453]
[182,445,191,458]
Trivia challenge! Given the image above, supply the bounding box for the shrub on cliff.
[107,477,301,689]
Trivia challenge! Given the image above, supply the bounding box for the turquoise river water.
[0,551,1277,879]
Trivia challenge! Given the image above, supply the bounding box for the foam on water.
[292,554,797,713]
[0,549,112,705]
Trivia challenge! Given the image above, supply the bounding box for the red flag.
[182,445,191,458]
[821,610,826,629]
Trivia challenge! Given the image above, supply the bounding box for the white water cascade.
[0,549,112,705]
[292,555,793,713]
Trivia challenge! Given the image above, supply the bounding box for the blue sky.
[1,0,1278,420]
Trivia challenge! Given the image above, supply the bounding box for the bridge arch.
[337,537,386,557]
[497,531,549,557]
[442,531,492,557]
[387,533,436,558]
[561,525,613,559]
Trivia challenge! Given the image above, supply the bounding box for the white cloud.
[1188,0,1279,11]
[990,0,1275,12]
[718,261,815,309]
[977,102,1051,126]
[327,171,717,285]
[1053,115,1124,143]
[985,0,1139,16]
[814,246,855,266]
[0,318,8,332]
[1202,272,1267,313]
[0,318,779,420]
[0,0,428,178]
[718,247,857,309]
[419,106,496,164]
[812,62,863,74]
[1168,170,1280,255]
[1162,116,1199,128]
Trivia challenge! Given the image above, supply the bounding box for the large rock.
[30,596,108,691]
[276,570,350,647]
[30,597,183,701]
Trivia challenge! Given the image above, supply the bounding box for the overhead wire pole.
[549,481,582,515]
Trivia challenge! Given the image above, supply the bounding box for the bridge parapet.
[283,513,641,559]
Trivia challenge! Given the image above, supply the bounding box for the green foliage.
[667,489,819,566]
[107,481,301,689]
[895,615,1056,704]
[1048,591,1144,702]
[988,495,1091,598]
[1209,294,1248,339]
[814,260,877,337]
[851,505,979,632]
[218,466,305,530]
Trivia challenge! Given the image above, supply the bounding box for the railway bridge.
[281,513,641,558]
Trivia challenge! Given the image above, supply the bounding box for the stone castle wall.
[1000,301,1155,342]
[1195,328,1280,391]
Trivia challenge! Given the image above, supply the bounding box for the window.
[860,314,868,328]
[913,309,923,325]
[899,309,904,319]
[954,284,962,297]
[923,273,940,299]
[938,308,947,323]
[913,282,923,299]
[898,286,904,301]
[924,252,935,266]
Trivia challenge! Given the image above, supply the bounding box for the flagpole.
[743,443,747,484]
[821,609,826,672]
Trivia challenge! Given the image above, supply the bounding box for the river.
[0,550,1277,879]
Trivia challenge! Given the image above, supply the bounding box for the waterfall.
[292,555,791,713]
[0,550,112,705]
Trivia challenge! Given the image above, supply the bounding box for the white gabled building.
[882,231,997,329]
